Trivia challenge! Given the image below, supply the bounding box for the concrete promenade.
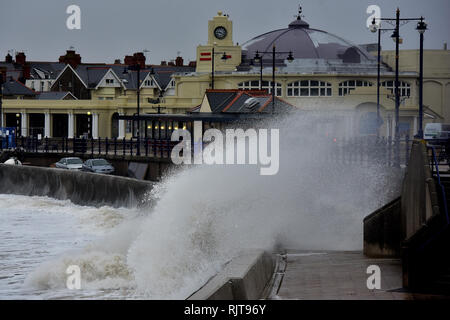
[271,251,448,300]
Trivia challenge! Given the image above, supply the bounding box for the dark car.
[82,158,114,174]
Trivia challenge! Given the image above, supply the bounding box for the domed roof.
[242,13,374,63]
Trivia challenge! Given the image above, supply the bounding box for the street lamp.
[372,8,425,166]
[211,45,230,89]
[253,51,263,90]
[15,113,20,142]
[87,111,91,138]
[370,18,395,137]
[0,74,3,128]
[123,64,143,155]
[416,17,427,139]
[253,47,294,113]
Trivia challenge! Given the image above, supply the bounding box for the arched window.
[238,80,282,96]
[381,80,410,97]
[359,112,379,135]
[338,80,372,96]
[287,80,332,97]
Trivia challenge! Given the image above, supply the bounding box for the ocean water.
[0,194,140,299]
[0,112,403,299]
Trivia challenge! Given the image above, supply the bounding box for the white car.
[4,157,22,165]
[55,157,83,170]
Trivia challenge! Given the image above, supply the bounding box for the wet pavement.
[271,251,449,300]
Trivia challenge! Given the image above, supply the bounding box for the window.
[381,80,410,97]
[40,81,44,92]
[144,79,154,87]
[238,80,282,96]
[126,120,132,133]
[287,80,332,97]
[168,79,175,88]
[105,79,114,84]
[339,80,372,96]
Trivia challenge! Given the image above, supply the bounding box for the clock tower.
[196,11,241,73]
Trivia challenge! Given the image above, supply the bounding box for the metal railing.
[0,136,180,159]
[428,145,449,224]
[326,135,412,168]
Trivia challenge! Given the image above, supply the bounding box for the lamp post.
[370,19,395,137]
[253,47,294,113]
[87,111,91,138]
[253,51,264,90]
[123,63,143,155]
[371,8,425,166]
[211,46,229,89]
[15,113,20,144]
[0,74,3,128]
[416,17,427,139]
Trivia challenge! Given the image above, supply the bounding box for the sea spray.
[24,111,403,299]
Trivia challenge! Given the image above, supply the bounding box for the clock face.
[214,26,227,40]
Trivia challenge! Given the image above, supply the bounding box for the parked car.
[55,157,83,170]
[4,157,22,165]
[82,158,114,174]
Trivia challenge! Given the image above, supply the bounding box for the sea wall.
[363,197,402,258]
[188,250,275,300]
[0,164,152,208]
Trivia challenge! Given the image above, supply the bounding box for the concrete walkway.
[271,251,448,300]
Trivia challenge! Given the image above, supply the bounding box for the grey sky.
[1,0,449,64]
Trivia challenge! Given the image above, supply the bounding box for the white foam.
[17,111,402,299]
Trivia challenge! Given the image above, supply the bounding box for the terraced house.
[1,9,449,139]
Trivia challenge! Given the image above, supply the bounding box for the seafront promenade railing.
[1,134,413,165]
[326,135,412,167]
[0,136,179,158]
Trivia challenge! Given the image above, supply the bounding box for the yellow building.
[1,9,449,138]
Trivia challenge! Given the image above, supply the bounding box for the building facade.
[1,9,449,139]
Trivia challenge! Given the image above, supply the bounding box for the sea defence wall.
[188,250,275,300]
[363,140,436,258]
[0,164,152,208]
[363,197,402,257]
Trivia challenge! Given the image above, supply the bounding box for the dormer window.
[106,79,114,84]
[144,79,154,87]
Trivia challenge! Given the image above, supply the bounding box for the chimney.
[175,56,184,66]
[15,52,26,66]
[59,49,82,68]
[5,53,13,63]
[22,64,31,80]
[168,61,175,66]
[188,61,197,68]
[444,42,448,50]
[114,59,121,64]
[124,55,134,66]
[161,61,167,66]
[124,52,146,68]
[133,52,146,68]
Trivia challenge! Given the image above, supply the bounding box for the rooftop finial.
[297,5,303,20]
[289,4,308,28]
